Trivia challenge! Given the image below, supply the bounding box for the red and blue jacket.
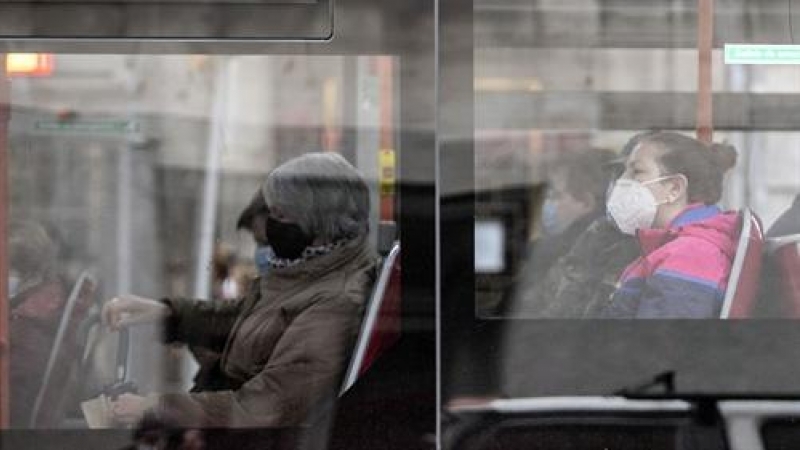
[601,204,739,318]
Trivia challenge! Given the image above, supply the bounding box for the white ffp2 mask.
[606,177,673,235]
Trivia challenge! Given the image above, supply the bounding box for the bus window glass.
[441,0,800,435]
[3,53,400,433]
[473,1,800,320]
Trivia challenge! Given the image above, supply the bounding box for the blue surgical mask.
[541,200,562,235]
[254,246,274,275]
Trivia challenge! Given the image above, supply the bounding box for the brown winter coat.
[155,237,375,428]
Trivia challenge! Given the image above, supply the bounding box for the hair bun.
[708,142,738,171]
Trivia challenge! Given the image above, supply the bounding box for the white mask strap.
[640,174,677,186]
[642,174,686,205]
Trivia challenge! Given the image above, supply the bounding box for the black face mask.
[266,216,314,260]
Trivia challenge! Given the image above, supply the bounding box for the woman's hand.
[109,393,157,425]
[102,295,169,331]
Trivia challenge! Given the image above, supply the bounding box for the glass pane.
[440,0,800,436]
[4,53,400,438]
[474,0,800,320]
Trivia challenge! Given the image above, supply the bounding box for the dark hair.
[604,131,659,181]
[642,132,737,205]
[552,148,617,207]
[622,130,659,158]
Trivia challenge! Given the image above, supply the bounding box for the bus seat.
[339,242,401,395]
[766,234,800,318]
[720,209,765,319]
[30,271,97,427]
[377,220,398,256]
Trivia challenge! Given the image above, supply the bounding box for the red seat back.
[720,209,765,318]
[766,234,800,318]
[340,243,401,395]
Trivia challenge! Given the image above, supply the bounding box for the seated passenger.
[508,148,617,317]
[600,132,738,318]
[8,220,75,427]
[102,152,376,428]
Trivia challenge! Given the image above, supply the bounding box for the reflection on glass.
[473,1,800,321]
[474,220,505,275]
[5,54,399,432]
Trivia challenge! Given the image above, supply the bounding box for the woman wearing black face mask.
[263,214,314,261]
[102,152,375,430]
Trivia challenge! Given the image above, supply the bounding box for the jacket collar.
[636,204,721,255]
[669,203,721,228]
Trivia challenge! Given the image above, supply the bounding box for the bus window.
[470,1,800,322]
[440,0,800,429]
[3,53,401,433]
[0,0,439,447]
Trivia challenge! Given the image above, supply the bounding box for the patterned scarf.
[266,239,350,270]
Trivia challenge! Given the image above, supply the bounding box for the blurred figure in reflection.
[211,244,239,301]
[119,414,205,450]
[173,429,205,450]
[601,132,738,318]
[510,148,615,311]
[7,220,74,427]
[102,152,375,428]
[119,413,170,450]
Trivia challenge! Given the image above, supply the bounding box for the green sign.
[34,120,138,134]
[725,44,800,65]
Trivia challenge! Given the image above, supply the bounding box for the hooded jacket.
[154,236,375,428]
[601,204,739,319]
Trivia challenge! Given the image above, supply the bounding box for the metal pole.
[193,59,229,300]
[356,58,381,250]
[697,0,715,143]
[0,54,11,429]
